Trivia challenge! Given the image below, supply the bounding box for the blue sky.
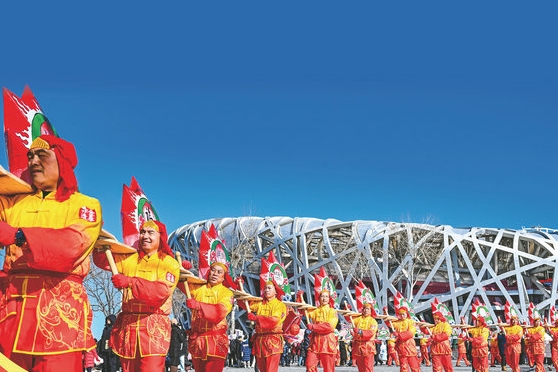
[1,2,557,336]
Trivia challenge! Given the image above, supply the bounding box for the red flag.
[528,302,541,325]
[354,280,379,316]
[430,298,455,324]
[549,306,556,324]
[260,250,291,300]
[3,86,58,182]
[198,224,237,290]
[313,267,338,308]
[472,299,493,324]
[504,300,519,323]
[393,290,418,320]
[121,176,159,248]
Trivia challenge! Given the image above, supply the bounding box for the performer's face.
[27,148,59,192]
[399,311,407,319]
[319,291,330,306]
[263,283,277,300]
[208,264,225,286]
[362,306,371,316]
[139,226,160,256]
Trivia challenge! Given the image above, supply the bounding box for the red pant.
[120,355,165,372]
[256,353,280,372]
[456,352,470,366]
[388,352,400,366]
[354,353,375,372]
[306,350,336,372]
[506,347,521,372]
[398,355,421,372]
[432,354,454,372]
[0,351,82,372]
[192,356,226,372]
[532,354,545,372]
[472,355,488,372]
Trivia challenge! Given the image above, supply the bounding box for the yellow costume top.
[352,315,378,357]
[526,325,546,355]
[308,304,338,355]
[430,321,452,355]
[391,318,418,357]
[250,297,287,357]
[503,324,523,353]
[469,325,489,357]
[0,191,101,355]
[188,282,234,359]
[101,251,180,358]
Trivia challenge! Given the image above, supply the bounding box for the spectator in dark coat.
[168,318,187,372]
[98,314,119,372]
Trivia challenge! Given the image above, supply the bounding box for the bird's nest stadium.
[169,216,558,333]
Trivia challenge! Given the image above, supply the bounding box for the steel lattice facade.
[168,216,558,331]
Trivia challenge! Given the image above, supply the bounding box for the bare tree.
[387,216,445,300]
[84,262,122,317]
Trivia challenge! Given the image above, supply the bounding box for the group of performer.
[1,132,558,372]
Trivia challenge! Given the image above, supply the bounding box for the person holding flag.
[0,128,102,369]
[305,267,339,372]
[525,314,546,372]
[429,311,453,372]
[501,314,523,372]
[93,219,180,372]
[386,293,421,372]
[241,250,288,372]
[179,224,236,372]
[350,281,379,372]
[468,315,490,372]
[546,311,558,372]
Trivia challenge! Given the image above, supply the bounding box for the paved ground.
[221,364,550,372]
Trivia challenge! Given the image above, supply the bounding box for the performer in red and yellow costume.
[419,332,431,366]
[429,311,453,372]
[0,135,102,371]
[387,336,400,366]
[245,280,287,372]
[455,330,470,367]
[525,316,546,372]
[468,316,489,372]
[489,330,502,367]
[94,220,180,372]
[351,303,378,372]
[306,289,339,372]
[184,261,234,372]
[547,318,558,371]
[388,308,421,372]
[502,315,523,372]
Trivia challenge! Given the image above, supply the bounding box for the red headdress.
[138,220,174,258]
[433,311,446,322]
[30,135,78,202]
